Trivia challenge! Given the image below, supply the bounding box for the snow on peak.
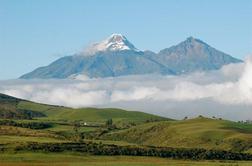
[108,33,126,42]
[83,33,140,55]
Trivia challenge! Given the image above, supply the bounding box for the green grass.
[2,117,252,154]
[87,139,137,146]
[17,101,169,124]
[103,117,252,152]
[0,135,64,144]
[45,123,97,132]
[224,121,252,134]
[0,93,169,125]
[1,152,252,166]
[0,125,64,141]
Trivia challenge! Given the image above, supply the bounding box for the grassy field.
[18,101,169,124]
[0,135,64,144]
[0,93,170,125]
[45,123,98,132]
[1,152,252,166]
[103,117,252,152]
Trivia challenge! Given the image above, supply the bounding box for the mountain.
[20,34,242,79]
[20,34,174,79]
[154,37,242,74]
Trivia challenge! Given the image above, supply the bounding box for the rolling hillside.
[0,93,170,149]
[0,93,169,124]
[103,117,252,153]
[1,93,252,164]
[0,93,45,119]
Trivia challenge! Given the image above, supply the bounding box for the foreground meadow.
[1,94,252,165]
[1,152,252,166]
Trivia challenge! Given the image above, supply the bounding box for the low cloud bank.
[0,57,251,120]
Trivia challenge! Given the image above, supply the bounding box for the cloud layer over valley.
[0,57,251,121]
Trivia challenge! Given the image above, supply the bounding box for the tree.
[73,122,82,142]
[106,119,113,127]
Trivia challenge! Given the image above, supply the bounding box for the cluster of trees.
[145,118,162,123]
[0,94,45,120]
[14,142,252,161]
[105,118,117,130]
[0,119,52,129]
[183,115,223,120]
[0,108,45,120]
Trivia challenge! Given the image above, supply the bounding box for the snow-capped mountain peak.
[84,33,140,55]
[21,36,242,79]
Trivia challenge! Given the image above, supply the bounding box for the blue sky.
[0,0,251,79]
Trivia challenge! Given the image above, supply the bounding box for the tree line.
[12,142,252,161]
[0,119,52,129]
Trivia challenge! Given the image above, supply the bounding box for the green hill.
[17,101,169,124]
[0,93,170,147]
[0,93,45,119]
[0,93,169,124]
[103,117,252,153]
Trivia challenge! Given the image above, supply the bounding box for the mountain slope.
[103,117,252,153]
[20,34,175,79]
[152,37,242,74]
[20,34,242,79]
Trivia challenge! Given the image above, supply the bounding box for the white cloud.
[0,56,251,120]
[111,86,159,102]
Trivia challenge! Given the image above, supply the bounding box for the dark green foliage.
[224,121,252,134]
[0,119,52,129]
[105,118,117,130]
[0,93,20,103]
[0,93,46,119]
[106,119,113,127]
[230,139,252,152]
[0,109,46,119]
[13,142,252,161]
[72,122,84,142]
